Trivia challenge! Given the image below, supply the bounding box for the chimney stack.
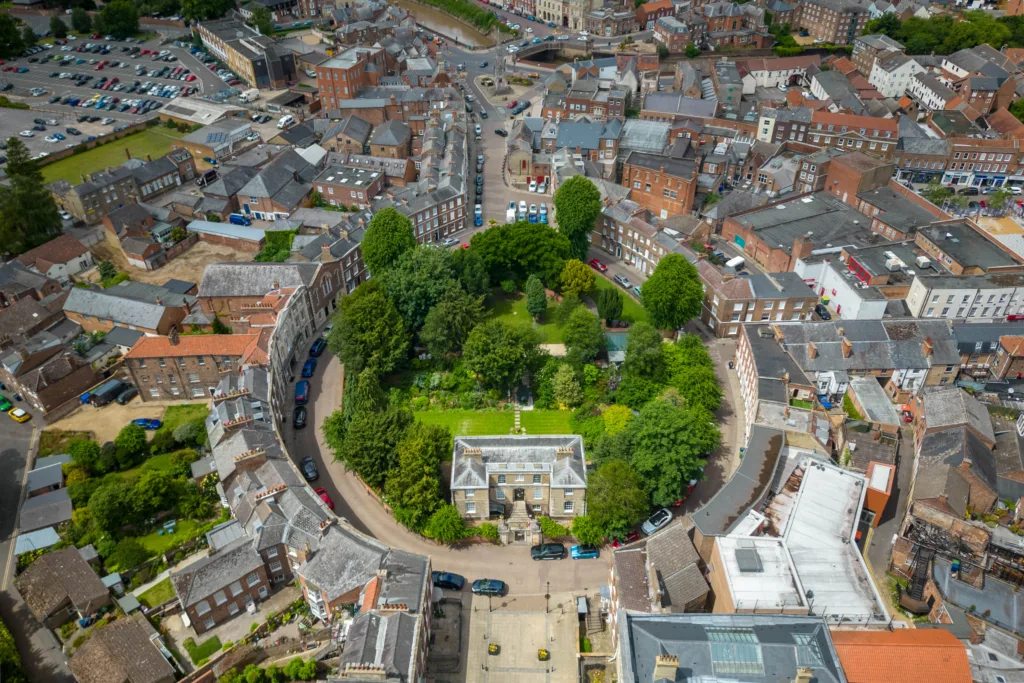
[841,336,853,358]
[807,341,817,360]
[922,336,934,356]
[652,655,679,682]
[320,242,335,263]
[795,668,814,683]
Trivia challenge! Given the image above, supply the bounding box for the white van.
[239,88,260,102]
[506,201,517,223]
[277,114,295,129]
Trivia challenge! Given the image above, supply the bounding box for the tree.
[450,247,490,296]
[362,207,416,275]
[339,405,413,489]
[587,460,648,540]
[181,0,235,21]
[420,289,484,357]
[656,44,669,60]
[21,25,35,48]
[99,0,138,37]
[559,259,595,297]
[249,5,274,35]
[670,365,721,412]
[640,254,702,330]
[0,614,26,683]
[134,469,178,518]
[596,287,622,325]
[115,423,147,464]
[920,178,952,206]
[601,404,633,435]
[382,247,458,332]
[552,364,582,408]
[169,225,187,242]
[384,423,450,530]
[614,374,661,409]
[563,307,604,365]
[864,12,901,38]
[685,43,700,58]
[89,480,135,533]
[629,401,718,506]
[989,187,1013,213]
[463,320,538,392]
[68,439,101,473]
[50,17,68,39]
[423,504,467,544]
[0,139,62,255]
[108,538,150,571]
[0,15,26,59]
[98,260,117,281]
[570,515,603,546]
[470,222,570,285]
[328,280,410,376]
[552,176,602,261]
[554,292,581,325]
[71,7,92,34]
[525,274,547,320]
[622,322,665,381]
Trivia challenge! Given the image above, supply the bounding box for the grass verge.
[488,292,564,343]
[593,276,648,324]
[136,518,203,555]
[158,403,208,434]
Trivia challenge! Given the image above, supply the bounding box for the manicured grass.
[487,292,565,343]
[138,578,175,608]
[136,518,203,555]
[38,429,94,457]
[41,128,188,185]
[116,452,180,483]
[593,277,649,324]
[415,409,572,436]
[790,399,813,410]
[159,403,208,434]
[183,635,222,664]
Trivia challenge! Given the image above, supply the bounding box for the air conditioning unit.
[916,256,931,269]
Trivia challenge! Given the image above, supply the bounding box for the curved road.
[283,353,612,596]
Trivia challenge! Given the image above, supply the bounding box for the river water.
[393,0,497,48]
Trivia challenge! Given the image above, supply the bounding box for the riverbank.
[394,0,499,48]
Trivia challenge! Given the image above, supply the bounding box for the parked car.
[302,358,317,377]
[315,487,334,509]
[530,542,566,560]
[131,418,162,430]
[293,406,308,429]
[8,408,30,423]
[588,259,607,272]
[641,508,672,535]
[295,380,310,405]
[309,338,327,357]
[299,455,318,480]
[814,303,832,320]
[115,386,138,404]
[0,396,12,412]
[471,579,506,596]
[613,273,632,289]
[432,571,466,591]
[321,322,333,339]
[570,545,599,560]
[495,128,508,137]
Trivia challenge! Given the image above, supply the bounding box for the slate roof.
[450,436,587,490]
[642,93,718,119]
[236,149,315,209]
[169,536,264,608]
[645,523,709,610]
[923,387,995,442]
[64,282,196,330]
[623,151,694,178]
[199,262,319,298]
[340,611,418,681]
[370,120,411,147]
[16,547,109,621]
[69,612,175,683]
[914,427,993,517]
[19,487,72,532]
[554,119,622,152]
[202,166,259,198]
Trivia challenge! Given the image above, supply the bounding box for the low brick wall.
[36,121,153,169]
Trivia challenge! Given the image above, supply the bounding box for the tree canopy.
[553,176,602,261]
[0,138,63,255]
[70,7,92,33]
[362,207,416,275]
[622,322,665,382]
[470,222,570,285]
[864,11,1015,55]
[0,15,26,59]
[629,400,718,506]
[420,289,484,357]
[99,0,139,38]
[563,306,604,365]
[384,422,450,530]
[327,280,410,376]
[249,5,274,35]
[382,246,458,332]
[586,460,649,540]
[463,320,538,392]
[525,274,547,320]
[640,254,703,330]
[559,259,595,297]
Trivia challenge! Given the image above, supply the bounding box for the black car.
[309,338,327,357]
[32,124,46,132]
[33,118,46,125]
[480,61,488,67]
[432,571,466,591]
[300,456,318,481]
[958,186,980,196]
[495,128,508,137]
[115,386,138,405]
[66,127,81,135]
[814,303,831,321]
[293,405,308,429]
[471,579,506,596]
[530,542,567,561]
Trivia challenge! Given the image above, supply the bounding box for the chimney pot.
[808,341,817,359]
[841,336,853,358]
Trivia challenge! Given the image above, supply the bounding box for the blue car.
[295,380,310,406]
[531,37,542,44]
[432,571,465,590]
[309,338,327,357]
[570,544,600,560]
[302,358,317,378]
[474,215,483,226]
[548,21,556,27]
[132,418,163,430]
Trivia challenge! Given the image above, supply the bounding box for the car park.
[300,456,318,481]
[471,579,506,596]
[641,508,672,535]
[530,542,566,560]
[432,572,465,590]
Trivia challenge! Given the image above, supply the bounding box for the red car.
[139,49,150,55]
[671,479,698,508]
[610,531,641,548]
[315,487,334,510]
[185,74,197,81]
[588,258,607,272]
[507,99,518,109]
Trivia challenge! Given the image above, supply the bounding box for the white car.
[44,135,59,143]
[557,34,569,40]
[61,45,72,51]
[1011,186,1023,195]
[58,210,72,221]
[33,152,49,160]
[507,45,519,53]
[528,179,537,192]
[577,35,588,41]
[510,23,520,29]
[19,131,34,138]
[101,118,115,125]
[246,132,260,141]
[525,27,533,33]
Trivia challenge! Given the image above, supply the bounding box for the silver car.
[641,508,672,536]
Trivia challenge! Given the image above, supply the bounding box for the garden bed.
[39,429,94,457]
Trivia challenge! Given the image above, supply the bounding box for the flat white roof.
[717,536,806,611]
[868,463,893,491]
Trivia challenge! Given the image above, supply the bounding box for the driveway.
[282,351,610,596]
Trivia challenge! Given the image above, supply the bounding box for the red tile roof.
[987,108,1024,137]
[17,235,89,272]
[831,629,971,683]
[125,333,262,359]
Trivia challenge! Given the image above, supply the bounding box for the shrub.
[149,429,176,455]
[500,279,517,293]
[477,523,500,542]
[538,516,569,538]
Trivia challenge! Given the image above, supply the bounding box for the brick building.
[315,47,388,109]
[63,281,197,336]
[794,0,870,45]
[312,166,384,210]
[850,34,905,76]
[620,151,698,218]
[368,120,412,159]
[195,16,296,89]
[821,150,895,205]
[807,111,899,159]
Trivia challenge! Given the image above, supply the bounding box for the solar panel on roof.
[206,131,227,144]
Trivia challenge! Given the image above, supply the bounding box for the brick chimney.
[808,341,817,360]
[795,668,814,683]
[320,242,335,263]
[841,336,853,358]
[652,655,679,682]
[922,336,934,356]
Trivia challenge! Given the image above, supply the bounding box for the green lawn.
[41,128,189,185]
[137,578,174,608]
[790,399,813,410]
[159,403,209,435]
[593,277,649,324]
[137,519,203,555]
[415,409,572,436]
[183,635,222,664]
[38,429,93,457]
[488,292,565,343]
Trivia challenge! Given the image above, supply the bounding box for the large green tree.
[50,16,68,39]
[0,139,62,255]
[553,176,602,261]
[563,306,604,365]
[70,7,92,33]
[68,439,101,474]
[596,287,623,325]
[586,460,649,540]
[114,423,147,468]
[640,254,702,330]
[420,289,484,357]
[99,0,139,38]
[450,247,490,296]
[328,280,410,376]
[0,15,26,59]
[181,0,235,21]
[384,422,450,530]
[470,222,570,285]
[362,207,416,275]
[20,26,35,48]
[622,322,665,381]
[339,405,413,489]
[463,320,538,392]
[89,480,135,533]
[552,363,583,408]
[249,5,274,35]
[525,274,547,320]
[382,246,458,332]
[629,400,719,506]
[423,504,467,544]
[559,259,595,297]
